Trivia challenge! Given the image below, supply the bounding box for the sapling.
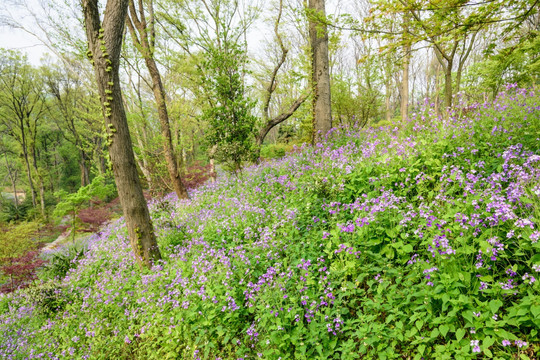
[53,175,115,241]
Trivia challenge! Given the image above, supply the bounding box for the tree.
[81,0,161,267]
[255,0,309,154]
[158,0,260,171]
[201,42,257,173]
[126,0,189,199]
[53,175,115,241]
[43,63,102,188]
[400,15,410,120]
[0,50,47,214]
[308,0,332,143]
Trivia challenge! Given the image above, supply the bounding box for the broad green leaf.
[456,328,466,342]
[489,299,503,314]
[531,305,540,318]
[439,324,449,337]
[484,336,495,348]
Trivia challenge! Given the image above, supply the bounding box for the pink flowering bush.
[0,87,539,359]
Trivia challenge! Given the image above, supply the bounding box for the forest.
[0,0,539,358]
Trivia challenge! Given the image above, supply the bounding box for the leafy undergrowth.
[1,86,539,359]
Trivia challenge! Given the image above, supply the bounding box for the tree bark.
[22,147,37,207]
[82,0,161,267]
[126,0,189,200]
[400,46,410,121]
[401,18,410,122]
[3,153,19,209]
[308,0,332,144]
[456,32,477,94]
[134,124,154,190]
[79,150,90,187]
[385,83,392,122]
[257,94,309,148]
[435,62,441,116]
[444,61,453,109]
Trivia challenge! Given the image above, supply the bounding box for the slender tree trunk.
[18,120,37,207]
[308,0,332,143]
[82,0,161,267]
[79,150,90,187]
[126,0,189,200]
[95,137,108,175]
[257,94,308,154]
[30,145,45,217]
[22,149,37,207]
[456,32,477,94]
[134,125,154,190]
[12,180,19,209]
[401,44,410,121]
[39,180,46,218]
[385,78,392,122]
[3,153,19,208]
[435,63,441,117]
[456,65,463,94]
[145,57,189,199]
[444,61,453,109]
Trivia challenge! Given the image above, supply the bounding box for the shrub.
[0,250,46,294]
[40,241,88,281]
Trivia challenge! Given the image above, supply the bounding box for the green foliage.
[0,196,32,223]
[0,222,39,261]
[200,42,257,173]
[22,281,68,316]
[465,32,540,97]
[260,143,293,159]
[40,242,88,281]
[53,175,115,238]
[331,74,361,125]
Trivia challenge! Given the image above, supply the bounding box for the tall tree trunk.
[134,125,154,190]
[95,137,108,175]
[435,62,441,117]
[308,0,332,143]
[18,118,37,207]
[385,87,392,122]
[3,153,19,209]
[456,32,477,94]
[30,145,45,217]
[39,179,46,218]
[444,61,453,109]
[82,0,161,268]
[126,0,189,200]
[80,150,90,187]
[256,94,308,160]
[145,57,189,199]
[401,20,410,122]
[256,0,308,159]
[22,149,37,207]
[432,41,459,110]
[12,177,19,209]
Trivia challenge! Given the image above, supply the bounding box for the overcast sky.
[0,0,352,67]
[0,27,50,64]
[0,0,53,65]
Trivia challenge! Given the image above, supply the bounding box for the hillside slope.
[1,87,539,359]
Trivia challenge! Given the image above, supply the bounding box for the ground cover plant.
[0,86,539,359]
